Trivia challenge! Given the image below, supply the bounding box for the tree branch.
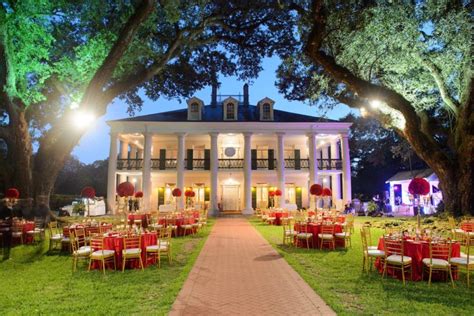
[418,55,459,115]
[80,0,155,110]
[304,0,454,174]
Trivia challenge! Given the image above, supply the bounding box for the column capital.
[209,132,219,138]
[175,132,187,137]
[243,132,253,137]
[340,133,349,139]
[306,132,318,138]
[275,132,285,137]
[142,132,153,138]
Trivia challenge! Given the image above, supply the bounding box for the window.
[226,103,235,120]
[285,184,296,204]
[262,103,271,120]
[256,185,269,208]
[190,102,199,113]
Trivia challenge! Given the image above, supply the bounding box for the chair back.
[321,224,335,235]
[295,221,307,233]
[87,226,100,236]
[448,216,456,230]
[362,225,373,246]
[34,217,44,229]
[123,235,141,250]
[162,226,172,240]
[360,229,369,253]
[48,222,59,235]
[282,219,293,232]
[383,236,404,257]
[99,225,111,234]
[90,236,104,251]
[74,227,87,247]
[70,230,79,253]
[428,240,451,265]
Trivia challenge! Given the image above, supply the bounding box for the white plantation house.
[106,85,352,216]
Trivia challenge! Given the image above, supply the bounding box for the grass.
[250,217,474,316]
[0,219,214,315]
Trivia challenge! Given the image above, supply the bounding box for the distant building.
[106,84,352,215]
[386,169,442,213]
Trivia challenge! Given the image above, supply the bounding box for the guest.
[0,199,12,219]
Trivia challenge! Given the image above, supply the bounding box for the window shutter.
[268,149,275,170]
[157,188,165,207]
[296,188,302,209]
[159,149,166,170]
[252,187,257,209]
[204,187,210,201]
[251,149,257,170]
[294,149,301,170]
[204,149,210,170]
[186,149,193,170]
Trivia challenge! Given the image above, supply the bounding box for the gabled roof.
[386,169,437,182]
[111,104,336,123]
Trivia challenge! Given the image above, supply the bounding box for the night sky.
[73,57,353,163]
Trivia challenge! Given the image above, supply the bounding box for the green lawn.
[0,219,214,315]
[250,217,474,316]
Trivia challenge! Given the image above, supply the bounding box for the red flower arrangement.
[322,188,332,197]
[408,178,430,196]
[310,184,323,196]
[81,186,96,199]
[184,190,195,197]
[172,188,182,197]
[134,191,143,198]
[6,188,20,199]
[274,189,282,196]
[269,190,275,197]
[117,182,135,197]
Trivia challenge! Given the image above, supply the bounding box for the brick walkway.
[169,218,335,315]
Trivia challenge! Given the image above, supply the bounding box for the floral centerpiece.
[322,187,332,210]
[274,189,282,207]
[408,177,430,226]
[134,191,143,212]
[81,186,96,217]
[5,188,20,206]
[117,182,135,214]
[172,188,182,211]
[184,189,195,208]
[310,184,323,211]
[268,190,275,208]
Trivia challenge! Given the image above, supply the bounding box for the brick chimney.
[243,83,249,107]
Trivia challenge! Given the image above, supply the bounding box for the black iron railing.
[318,159,342,170]
[117,159,143,170]
[219,159,244,169]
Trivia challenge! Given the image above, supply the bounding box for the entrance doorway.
[222,184,240,211]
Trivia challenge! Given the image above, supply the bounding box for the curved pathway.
[170,218,335,315]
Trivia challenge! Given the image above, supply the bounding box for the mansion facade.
[106,85,352,215]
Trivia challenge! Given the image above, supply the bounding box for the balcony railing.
[219,159,244,169]
[117,159,142,170]
[117,157,342,170]
[318,159,342,170]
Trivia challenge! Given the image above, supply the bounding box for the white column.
[276,132,286,209]
[209,132,219,216]
[118,140,129,184]
[142,133,152,211]
[307,133,318,209]
[330,139,341,208]
[243,132,253,214]
[341,134,352,203]
[107,132,118,214]
[176,133,186,210]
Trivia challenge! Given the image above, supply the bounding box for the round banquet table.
[272,212,289,226]
[376,238,461,281]
[294,223,344,248]
[159,217,196,236]
[128,213,150,228]
[91,232,157,270]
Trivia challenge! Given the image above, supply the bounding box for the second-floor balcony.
[117,157,342,171]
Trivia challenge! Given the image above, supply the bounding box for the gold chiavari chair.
[48,222,63,251]
[449,233,473,287]
[122,235,144,272]
[295,221,313,249]
[318,224,335,250]
[335,224,352,248]
[361,229,385,273]
[89,236,115,274]
[282,219,296,246]
[70,230,92,272]
[422,239,454,287]
[382,236,412,286]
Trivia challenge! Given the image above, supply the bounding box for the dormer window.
[258,97,275,121]
[223,97,238,121]
[226,103,235,120]
[262,103,271,120]
[187,97,204,120]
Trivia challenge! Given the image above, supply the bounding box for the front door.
[222,185,240,211]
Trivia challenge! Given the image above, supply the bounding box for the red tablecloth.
[128,214,150,228]
[159,217,196,236]
[294,223,344,248]
[22,222,35,244]
[376,238,461,281]
[272,212,289,226]
[91,233,157,270]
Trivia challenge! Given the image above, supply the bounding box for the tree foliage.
[279,0,473,215]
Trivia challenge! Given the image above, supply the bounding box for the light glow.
[73,111,95,129]
[370,100,381,108]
